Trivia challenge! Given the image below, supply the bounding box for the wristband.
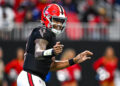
[69,59,75,66]
[43,49,54,56]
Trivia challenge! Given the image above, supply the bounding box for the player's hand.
[73,50,93,64]
[53,42,64,55]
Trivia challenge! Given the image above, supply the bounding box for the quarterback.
[17,4,93,86]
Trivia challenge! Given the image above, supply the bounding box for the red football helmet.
[41,4,67,35]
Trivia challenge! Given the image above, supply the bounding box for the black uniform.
[23,26,56,80]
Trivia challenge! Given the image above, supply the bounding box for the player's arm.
[35,39,63,59]
[50,50,93,71]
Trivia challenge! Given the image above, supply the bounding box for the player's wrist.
[42,48,55,56]
[69,58,76,66]
[52,49,57,56]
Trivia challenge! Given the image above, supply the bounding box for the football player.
[17,4,93,86]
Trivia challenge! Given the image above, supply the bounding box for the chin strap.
[51,28,62,35]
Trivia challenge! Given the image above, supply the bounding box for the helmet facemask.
[50,16,67,36]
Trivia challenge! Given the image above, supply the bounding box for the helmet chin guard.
[51,28,62,35]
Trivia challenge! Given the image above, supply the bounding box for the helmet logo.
[45,11,49,14]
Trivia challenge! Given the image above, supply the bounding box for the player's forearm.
[50,60,70,71]
[35,40,63,59]
[35,49,54,59]
[50,50,93,71]
[50,58,76,71]
[35,39,55,59]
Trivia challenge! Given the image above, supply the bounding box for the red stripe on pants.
[27,73,34,86]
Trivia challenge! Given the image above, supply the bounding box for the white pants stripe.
[17,70,46,86]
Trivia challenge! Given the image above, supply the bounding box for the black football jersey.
[23,26,56,80]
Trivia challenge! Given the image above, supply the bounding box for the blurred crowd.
[0,0,120,40]
[0,47,24,86]
[93,47,119,86]
[0,46,120,86]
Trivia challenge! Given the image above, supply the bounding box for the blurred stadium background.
[0,0,120,86]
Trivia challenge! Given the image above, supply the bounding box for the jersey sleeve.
[32,28,50,42]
